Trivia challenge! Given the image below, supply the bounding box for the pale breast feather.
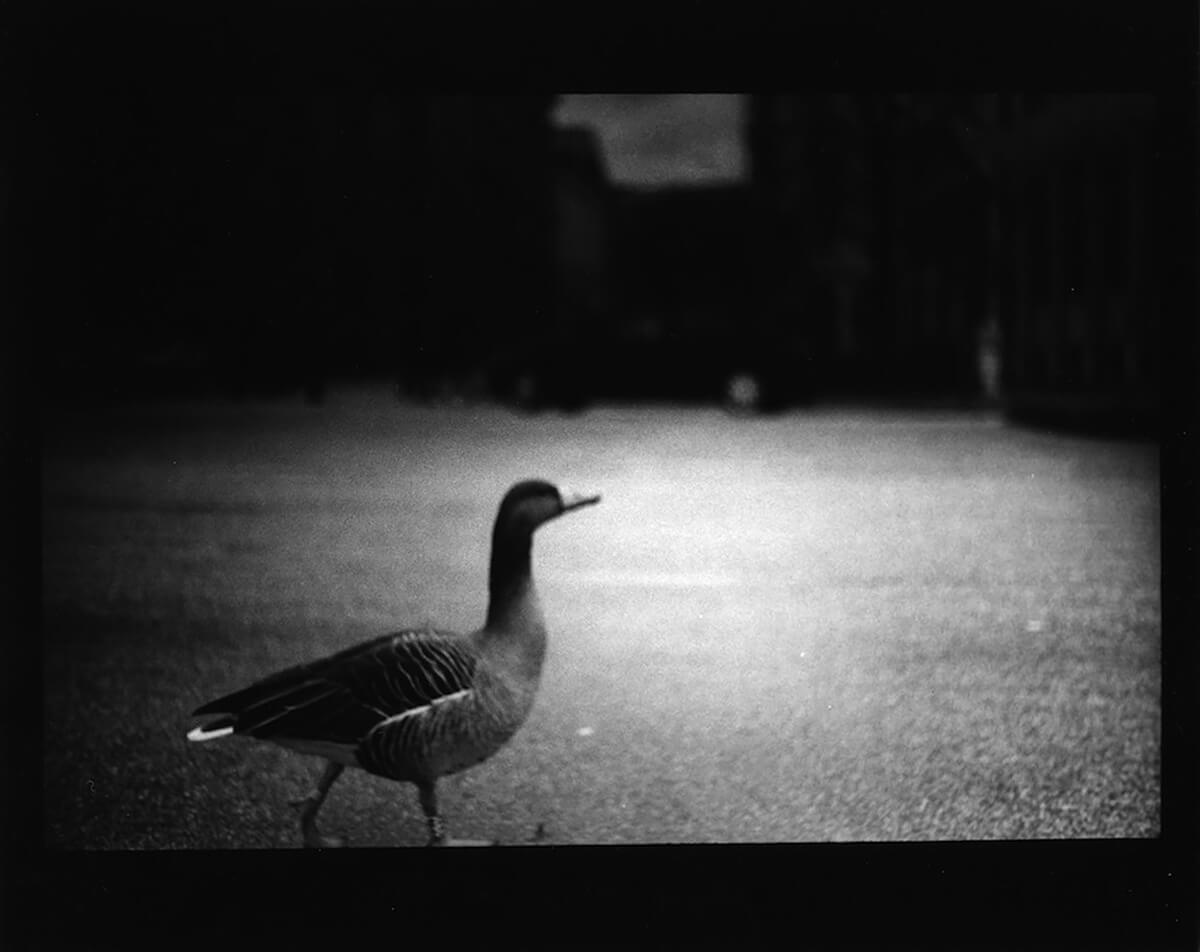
[375,688,474,728]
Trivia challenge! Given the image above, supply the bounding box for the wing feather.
[189,629,479,747]
[192,634,397,716]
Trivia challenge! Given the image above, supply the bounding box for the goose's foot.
[291,798,347,848]
[291,762,346,849]
[427,830,496,845]
[424,812,497,847]
[303,826,348,849]
[290,794,346,848]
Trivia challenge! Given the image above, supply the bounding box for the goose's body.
[187,480,599,847]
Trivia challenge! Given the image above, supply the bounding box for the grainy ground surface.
[41,384,1160,847]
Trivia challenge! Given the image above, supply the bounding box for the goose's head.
[495,479,601,536]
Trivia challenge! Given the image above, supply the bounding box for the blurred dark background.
[13,12,1194,941]
[14,14,1168,433]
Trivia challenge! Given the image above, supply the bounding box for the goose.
[187,479,600,847]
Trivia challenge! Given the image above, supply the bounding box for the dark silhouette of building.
[749,95,879,396]
[606,184,785,404]
[496,125,616,409]
[748,94,992,402]
[984,94,1160,432]
[21,12,559,401]
[747,93,1161,429]
[398,95,557,402]
[24,39,1162,427]
[499,126,798,410]
[553,126,615,329]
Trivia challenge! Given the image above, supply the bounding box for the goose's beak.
[559,489,602,514]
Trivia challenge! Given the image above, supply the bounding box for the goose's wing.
[189,630,478,746]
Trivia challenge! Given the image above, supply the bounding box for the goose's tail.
[187,719,236,742]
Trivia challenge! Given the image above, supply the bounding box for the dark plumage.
[188,479,600,847]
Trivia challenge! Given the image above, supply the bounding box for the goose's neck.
[484,529,547,681]
[485,529,543,635]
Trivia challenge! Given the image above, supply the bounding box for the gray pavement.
[41,385,1160,846]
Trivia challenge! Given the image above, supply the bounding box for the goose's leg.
[417,781,497,847]
[292,761,346,848]
[418,781,448,846]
